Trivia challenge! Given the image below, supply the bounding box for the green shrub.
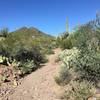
[0,32,48,65]
[74,50,100,84]
[58,48,100,84]
[62,81,94,100]
[71,26,100,52]
[58,47,80,68]
[57,15,100,51]
[55,48,100,99]
[19,60,37,74]
[56,32,70,49]
[0,27,54,79]
[0,75,7,83]
[40,45,54,55]
[55,14,100,100]
[55,48,80,85]
[54,64,71,85]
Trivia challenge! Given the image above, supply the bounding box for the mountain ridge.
[10,26,54,39]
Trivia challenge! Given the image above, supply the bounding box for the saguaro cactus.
[66,17,69,33]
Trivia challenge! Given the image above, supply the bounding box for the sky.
[0,0,100,36]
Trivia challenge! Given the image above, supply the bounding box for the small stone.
[13,80,18,86]
[88,97,97,100]
[23,90,28,95]
[95,93,100,98]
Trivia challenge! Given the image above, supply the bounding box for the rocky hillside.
[10,27,54,39]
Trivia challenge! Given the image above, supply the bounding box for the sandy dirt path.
[2,49,61,100]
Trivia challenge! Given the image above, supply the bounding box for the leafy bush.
[74,50,100,84]
[0,29,49,62]
[55,48,80,85]
[56,32,70,49]
[55,14,100,100]
[58,48,100,84]
[61,81,94,100]
[0,27,54,78]
[0,75,7,83]
[19,60,37,74]
[54,64,71,85]
[55,46,100,99]
[58,25,100,51]
[58,47,80,68]
[70,26,100,52]
[56,15,100,51]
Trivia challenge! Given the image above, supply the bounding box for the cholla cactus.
[0,56,7,63]
[0,56,3,63]
[58,47,80,69]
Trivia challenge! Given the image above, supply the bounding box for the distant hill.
[10,27,54,39]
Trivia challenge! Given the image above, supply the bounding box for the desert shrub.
[55,48,80,85]
[56,32,70,49]
[54,63,71,85]
[61,81,94,100]
[58,48,100,84]
[56,15,100,85]
[55,14,100,100]
[0,27,54,77]
[59,38,72,49]
[35,37,55,54]
[70,26,100,52]
[19,60,37,74]
[0,32,47,64]
[39,44,54,55]
[15,48,46,65]
[42,48,54,54]
[55,47,100,99]
[57,14,100,51]
[74,50,100,84]
[0,75,7,83]
[58,47,80,66]
[58,25,100,51]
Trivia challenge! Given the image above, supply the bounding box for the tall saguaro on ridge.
[66,17,69,33]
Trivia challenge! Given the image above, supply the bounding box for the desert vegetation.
[0,27,55,85]
[0,13,100,100]
[55,14,100,100]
